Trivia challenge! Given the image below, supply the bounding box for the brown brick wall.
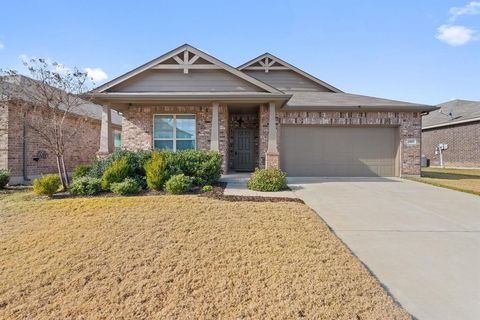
[121,106,422,176]
[121,105,229,172]
[5,104,103,183]
[422,121,480,167]
[0,104,8,171]
[272,110,422,175]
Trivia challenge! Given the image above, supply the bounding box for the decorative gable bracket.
[241,56,289,73]
[152,49,221,74]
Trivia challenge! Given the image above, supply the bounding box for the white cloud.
[84,67,108,82]
[0,41,4,50]
[436,24,477,46]
[449,1,480,21]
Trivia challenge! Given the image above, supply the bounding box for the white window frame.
[153,114,197,152]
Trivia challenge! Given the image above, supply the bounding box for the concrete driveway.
[289,177,480,320]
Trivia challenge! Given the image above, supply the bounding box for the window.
[114,130,122,150]
[153,115,196,151]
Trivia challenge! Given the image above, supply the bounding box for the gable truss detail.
[152,49,221,74]
[242,56,289,73]
[93,44,283,93]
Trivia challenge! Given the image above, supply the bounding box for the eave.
[282,104,439,112]
[92,92,292,104]
[422,116,480,130]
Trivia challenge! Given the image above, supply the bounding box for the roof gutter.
[282,104,439,112]
[92,92,292,103]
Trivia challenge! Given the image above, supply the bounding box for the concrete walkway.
[289,177,480,320]
[220,173,297,198]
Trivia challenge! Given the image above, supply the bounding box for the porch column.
[210,102,219,151]
[266,101,280,168]
[98,104,113,155]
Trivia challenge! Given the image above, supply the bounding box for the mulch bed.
[43,182,304,203]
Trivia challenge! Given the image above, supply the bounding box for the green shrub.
[89,150,152,178]
[131,175,147,190]
[69,177,102,196]
[167,150,223,186]
[0,170,10,189]
[110,178,142,195]
[33,174,61,197]
[101,158,132,190]
[201,185,213,192]
[144,151,169,190]
[165,174,193,194]
[89,150,221,189]
[72,165,91,180]
[247,168,287,192]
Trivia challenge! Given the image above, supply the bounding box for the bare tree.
[0,59,93,189]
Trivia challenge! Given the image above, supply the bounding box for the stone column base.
[265,152,280,169]
[96,151,111,159]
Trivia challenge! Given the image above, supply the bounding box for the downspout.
[22,111,29,182]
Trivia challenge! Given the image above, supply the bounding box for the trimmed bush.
[144,151,169,190]
[101,158,132,190]
[33,175,61,197]
[90,150,152,178]
[165,174,193,194]
[247,168,287,192]
[0,169,10,189]
[69,177,102,196]
[110,178,142,195]
[72,165,91,180]
[201,185,213,192]
[167,150,223,186]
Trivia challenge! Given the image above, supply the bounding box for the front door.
[233,128,255,171]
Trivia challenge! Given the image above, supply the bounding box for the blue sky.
[0,0,479,105]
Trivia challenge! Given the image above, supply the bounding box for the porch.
[96,101,281,173]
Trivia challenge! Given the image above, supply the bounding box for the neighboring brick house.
[0,75,122,184]
[92,44,436,177]
[422,100,480,168]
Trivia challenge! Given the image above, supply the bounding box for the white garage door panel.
[280,126,398,177]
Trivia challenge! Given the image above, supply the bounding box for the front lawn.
[409,167,480,195]
[0,191,409,319]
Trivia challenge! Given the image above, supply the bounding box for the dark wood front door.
[233,128,255,171]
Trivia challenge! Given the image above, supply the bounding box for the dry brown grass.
[408,167,480,196]
[0,191,410,319]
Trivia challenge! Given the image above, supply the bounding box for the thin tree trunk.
[60,155,70,186]
[56,155,67,190]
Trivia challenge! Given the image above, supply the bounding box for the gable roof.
[284,91,437,111]
[238,53,343,93]
[422,99,480,129]
[94,44,282,94]
[1,75,122,126]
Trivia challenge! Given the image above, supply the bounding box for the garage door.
[280,126,398,177]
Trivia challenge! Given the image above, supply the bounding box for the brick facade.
[0,103,109,184]
[120,106,422,176]
[121,105,229,172]
[422,121,480,167]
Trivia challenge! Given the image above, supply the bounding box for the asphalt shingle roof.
[284,92,435,111]
[422,100,480,129]
[1,75,122,126]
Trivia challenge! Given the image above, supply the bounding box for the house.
[92,44,436,177]
[422,100,480,168]
[0,75,122,184]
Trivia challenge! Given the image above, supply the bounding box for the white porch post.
[210,102,219,151]
[266,101,279,168]
[98,104,113,155]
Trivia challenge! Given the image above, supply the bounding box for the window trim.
[152,114,197,152]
